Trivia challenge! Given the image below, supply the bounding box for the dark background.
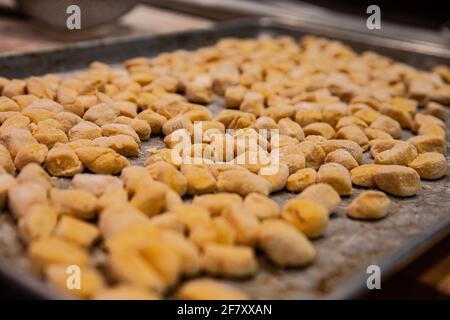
[300,0,450,30]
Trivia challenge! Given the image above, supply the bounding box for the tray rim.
[0,17,449,300]
[1,17,449,61]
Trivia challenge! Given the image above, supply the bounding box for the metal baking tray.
[0,17,449,300]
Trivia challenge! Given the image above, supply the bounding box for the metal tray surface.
[0,18,449,300]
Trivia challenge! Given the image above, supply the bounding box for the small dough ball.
[364,128,393,140]
[162,114,193,136]
[336,116,368,130]
[45,146,84,177]
[75,146,129,175]
[148,212,184,234]
[243,192,280,219]
[370,115,401,138]
[297,183,341,214]
[32,122,68,149]
[335,125,369,148]
[373,165,420,197]
[321,139,363,164]
[316,163,352,196]
[286,168,317,192]
[0,127,37,158]
[257,219,316,267]
[54,215,100,248]
[225,85,247,109]
[98,188,129,211]
[324,149,358,170]
[136,110,167,134]
[278,117,304,141]
[120,165,154,197]
[17,162,53,190]
[147,161,187,196]
[408,152,447,180]
[189,215,236,248]
[29,237,88,271]
[50,188,98,220]
[114,116,151,141]
[297,141,325,170]
[350,164,382,188]
[424,101,446,120]
[83,103,117,126]
[53,112,83,134]
[0,174,17,209]
[192,192,242,216]
[407,135,446,154]
[93,135,140,157]
[99,203,149,239]
[176,278,249,300]
[201,244,258,278]
[321,102,349,127]
[0,96,20,112]
[71,173,123,197]
[180,163,217,195]
[18,204,57,243]
[22,106,56,123]
[259,163,289,193]
[107,247,166,293]
[45,265,104,299]
[8,182,48,218]
[240,91,264,116]
[303,122,335,139]
[130,181,167,217]
[222,203,259,246]
[101,123,140,144]
[14,143,48,170]
[132,239,182,288]
[277,144,306,174]
[216,169,270,196]
[373,141,417,166]
[0,144,15,174]
[68,121,102,141]
[55,139,98,151]
[186,75,213,104]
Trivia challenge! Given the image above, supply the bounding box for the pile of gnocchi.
[0,35,449,299]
